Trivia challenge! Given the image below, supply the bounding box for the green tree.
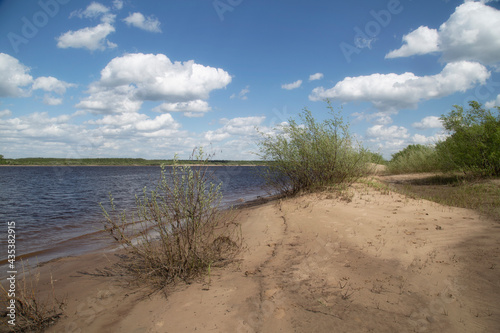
[257,102,370,195]
[436,101,500,176]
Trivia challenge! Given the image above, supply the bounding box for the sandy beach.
[6,177,500,333]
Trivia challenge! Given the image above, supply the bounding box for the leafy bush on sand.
[101,149,241,288]
[257,102,371,195]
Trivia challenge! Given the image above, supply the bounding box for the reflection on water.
[0,166,268,265]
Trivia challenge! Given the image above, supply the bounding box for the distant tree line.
[0,157,267,166]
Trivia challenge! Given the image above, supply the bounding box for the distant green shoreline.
[0,157,267,166]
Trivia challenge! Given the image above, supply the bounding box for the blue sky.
[1,0,500,160]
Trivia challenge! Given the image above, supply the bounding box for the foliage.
[257,102,370,195]
[388,144,441,174]
[100,148,241,288]
[436,101,500,176]
[366,151,386,165]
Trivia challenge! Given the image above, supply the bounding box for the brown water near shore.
[0,228,114,272]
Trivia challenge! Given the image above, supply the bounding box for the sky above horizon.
[1,0,500,160]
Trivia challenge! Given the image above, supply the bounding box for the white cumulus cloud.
[411,133,448,145]
[0,112,75,140]
[412,116,443,129]
[0,53,33,97]
[485,94,500,108]
[113,0,123,10]
[77,53,231,115]
[366,124,409,140]
[61,2,118,51]
[309,73,324,81]
[124,12,161,33]
[86,112,182,139]
[364,124,411,156]
[70,2,110,19]
[135,113,178,131]
[153,100,212,117]
[0,109,191,159]
[0,109,12,118]
[204,116,265,142]
[282,80,302,90]
[42,95,63,106]
[353,111,395,125]
[87,112,144,126]
[76,85,142,114]
[309,61,490,111]
[57,23,116,51]
[386,26,439,58]
[386,2,500,65]
[32,76,76,95]
[440,1,500,64]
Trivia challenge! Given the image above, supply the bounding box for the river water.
[0,166,269,267]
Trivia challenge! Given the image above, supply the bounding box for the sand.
[7,178,500,333]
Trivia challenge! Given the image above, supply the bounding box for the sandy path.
[20,181,500,332]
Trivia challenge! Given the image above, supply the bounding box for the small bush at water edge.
[100,149,241,288]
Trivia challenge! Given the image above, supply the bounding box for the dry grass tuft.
[1,262,64,332]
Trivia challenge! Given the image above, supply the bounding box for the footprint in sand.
[274,308,286,319]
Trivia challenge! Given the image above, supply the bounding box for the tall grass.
[257,102,371,195]
[100,149,241,288]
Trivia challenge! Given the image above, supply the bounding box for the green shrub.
[257,102,370,195]
[436,101,500,176]
[100,148,241,288]
[388,144,441,174]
